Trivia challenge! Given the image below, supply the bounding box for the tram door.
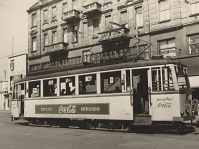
[11,83,25,120]
[132,69,149,115]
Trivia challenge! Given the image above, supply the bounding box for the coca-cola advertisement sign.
[157,97,173,108]
[35,103,109,115]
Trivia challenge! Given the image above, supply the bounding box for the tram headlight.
[180,111,184,117]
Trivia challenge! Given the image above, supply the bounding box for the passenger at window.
[66,83,71,95]
[31,88,39,97]
[114,86,121,92]
[61,89,66,95]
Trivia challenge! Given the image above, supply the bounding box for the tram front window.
[175,65,190,92]
[101,71,121,93]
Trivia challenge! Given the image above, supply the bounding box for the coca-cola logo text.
[158,102,171,108]
[58,105,76,114]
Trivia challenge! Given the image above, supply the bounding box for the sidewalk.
[0,110,11,114]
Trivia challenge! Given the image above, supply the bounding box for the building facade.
[0,80,9,111]
[7,53,27,110]
[27,0,199,99]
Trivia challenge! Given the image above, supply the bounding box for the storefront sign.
[35,103,109,115]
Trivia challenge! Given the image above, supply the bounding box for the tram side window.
[101,71,121,93]
[126,70,131,92]
[79,74,96,94]
[152,67,174,91]
[43,79,57,97]
[175,65,188,90]
[29,81,40,98]
[152,69,161,91]
[60,76,75,95]
[162,67,174,91]
[12,84,17,99]
[19,83,25,98]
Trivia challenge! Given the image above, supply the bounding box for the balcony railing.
[63,9,80,22]
[44,42,68,54]
[83,2,102,16]
[98,27,128,42]
[29,48,149,72]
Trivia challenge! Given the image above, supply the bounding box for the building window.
[73,25,78,43]
[44,9,48,23]
[159,0,170,22]
[135,7,143,27]
[82,22,87,39]
[190,2,199,15]
[63,2,68,13]
[72,0,78,10]
[32,37,37,52]
[159,38,176,58]
[83,51,90,62]
[32,13,37,27]
[105,15,112,30]
[93,19,99,37]
[120,11,128,25]
[52,31,57,44]
[44,34,48,46]
[189,34,199,54]
[52,6,57,20]
[63,28,68,43]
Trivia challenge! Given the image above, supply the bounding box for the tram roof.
[14,59,183,83]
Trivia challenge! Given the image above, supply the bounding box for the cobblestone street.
[1,111,199,149]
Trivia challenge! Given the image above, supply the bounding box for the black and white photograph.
[1,0,199,148]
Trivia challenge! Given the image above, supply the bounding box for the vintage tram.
[11,58,195,130]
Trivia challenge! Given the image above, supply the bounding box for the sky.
[0,0,38,80]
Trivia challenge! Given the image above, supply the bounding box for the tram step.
[134,114,152,125]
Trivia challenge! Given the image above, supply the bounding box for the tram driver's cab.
[11,83,25,120]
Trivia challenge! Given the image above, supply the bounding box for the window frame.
[93,19,99,37]
[158,38,176,58]
[135,6,143,28]
[188,34,199,54]
[190,2,199,16]
[52,6,57,20]
[43,9,49,24]
[52,30,58,44]
[32,13,37,27]
[32,37,37,52]
[159,0,171,23]
[73,25,78,43]
[44,33,49,47]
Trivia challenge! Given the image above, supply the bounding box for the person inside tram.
[60,89,66,95]
[31,87,39,97]
[114,86,121,92]
[137,77,149,114]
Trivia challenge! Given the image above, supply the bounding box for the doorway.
[132,69,149,115]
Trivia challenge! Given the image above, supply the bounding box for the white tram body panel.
[11,100,21,119]
[150,93,186,121]
[24,94,134,121]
